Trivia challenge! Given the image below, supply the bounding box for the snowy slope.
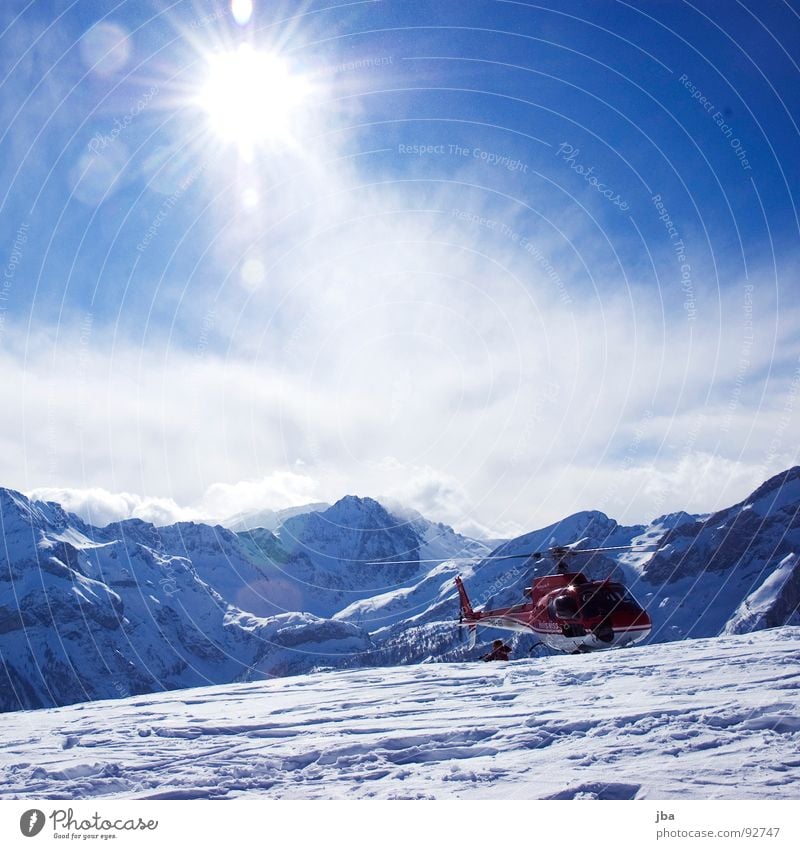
[724,554,800,635]
[332,515,489,630]
[0,627,797,800]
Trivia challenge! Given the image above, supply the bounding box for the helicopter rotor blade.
[560,543,662,555]
[366,542,661,566]
[366,553,540,565]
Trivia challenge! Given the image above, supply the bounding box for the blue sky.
[1,0,798,535]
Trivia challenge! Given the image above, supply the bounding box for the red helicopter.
[454,544,655,654]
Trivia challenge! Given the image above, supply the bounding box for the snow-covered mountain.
[0,490,484,712]
[635,466,800,641]
[1,467,798,713]
[0,487,377,712]
[0,626,797,800]
[221,502,330,533]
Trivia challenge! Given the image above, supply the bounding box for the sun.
[198,44,310,157]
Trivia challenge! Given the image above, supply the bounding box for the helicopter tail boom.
[455,575,477,620]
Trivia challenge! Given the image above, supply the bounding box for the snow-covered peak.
[277,495,420,559]
[1,487,82,533]
[486,509,639,561]
[649,510,700,530]
[93,517,165,550]
[318,494,393,527]
[737,465,800,517]
[0,486,38,518]
[157,520,240,549]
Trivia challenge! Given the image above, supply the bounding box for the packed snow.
[1,627,798,800]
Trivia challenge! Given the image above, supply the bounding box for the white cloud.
[200,471,321,519]
[4,267,798,535]
[383,465,470,522]
[3,152,799,535]
[28,486,194,527]
[28,472,323,529]
[518,451,797,530]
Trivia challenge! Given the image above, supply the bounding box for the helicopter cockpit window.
[607,585,644,611]
[579,590,603,617]
[579,585,642,617]
[552,595,578,619]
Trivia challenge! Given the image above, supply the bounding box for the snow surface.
[1,627,798,800]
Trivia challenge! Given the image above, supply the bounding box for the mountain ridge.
[1,466,798,712]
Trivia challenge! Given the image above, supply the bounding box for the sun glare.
[198,45,310,156]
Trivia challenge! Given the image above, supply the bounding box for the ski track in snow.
[1,628,798,800]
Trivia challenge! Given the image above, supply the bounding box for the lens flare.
[231,0,254,26]
[198,44,310,157]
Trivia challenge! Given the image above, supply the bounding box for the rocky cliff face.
[723,554,800,634]
[635,466,800,640]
